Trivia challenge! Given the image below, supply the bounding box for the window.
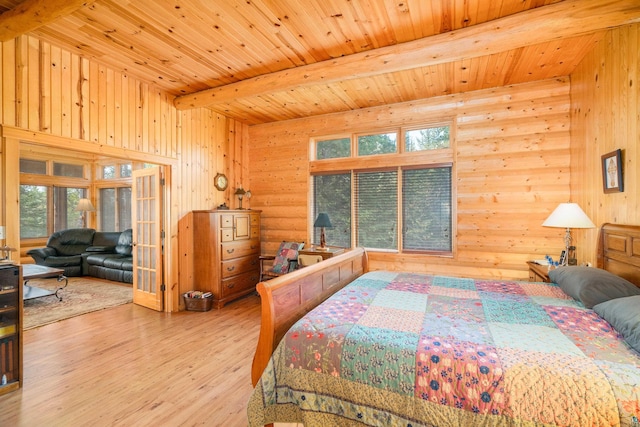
[355,171,398,249]
[311,122,453,254]
[402,167,451,251]
[19,185,87,238]
[358,132,397,156]
[316,137,350,160]
[97,161,133,231]
[313,174,351,248]
[99,187,132,232]
[19,185,48,238]
[53,162,84,178]
[405,126,450,151]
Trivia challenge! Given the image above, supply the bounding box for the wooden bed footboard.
[251,248,368,386]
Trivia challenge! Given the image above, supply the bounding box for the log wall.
[249,78,572,280]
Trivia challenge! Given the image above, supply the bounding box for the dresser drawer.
[220,270,259,298]
[221,255,259,279]
[250,214,260,238]
[221,239,260,261]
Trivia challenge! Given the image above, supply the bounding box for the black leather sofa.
[27,228,133,283]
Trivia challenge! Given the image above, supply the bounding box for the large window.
[99,187,132,232]
[97,162,133,232]
[311,122,453,254]
[19,158,89,239]
[19,157,135,239]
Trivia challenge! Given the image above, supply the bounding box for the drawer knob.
[227,283,235,289]
[226,248,235,254]
[227,266,235,272]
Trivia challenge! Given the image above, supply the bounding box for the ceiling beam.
[0,0,95,42]
[174,0,640,110]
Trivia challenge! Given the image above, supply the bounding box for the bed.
[249,223,640,426]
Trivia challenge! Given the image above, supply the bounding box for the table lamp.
[235,187,246,209]
[542,202,595,265]
[314,213,332,251]
[75,198,95,228]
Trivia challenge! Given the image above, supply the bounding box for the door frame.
[3,125,179,312]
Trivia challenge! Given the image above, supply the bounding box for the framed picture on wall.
[601,149,623,193]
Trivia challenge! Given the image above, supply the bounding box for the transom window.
[311,122,453,254]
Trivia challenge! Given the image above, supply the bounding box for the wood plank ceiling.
[0,0,639,125]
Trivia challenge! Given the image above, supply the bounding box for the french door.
[131,166,164,311]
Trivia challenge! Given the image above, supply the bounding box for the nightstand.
[526,261,551,283]
[299,246,345,260]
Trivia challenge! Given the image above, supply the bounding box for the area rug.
[23,276,133,330]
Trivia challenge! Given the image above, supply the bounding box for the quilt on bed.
[248,271,640,426]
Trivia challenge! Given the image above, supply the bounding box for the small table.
[299,246,345,260]
[526,261,551,283]
[22,265,68,301]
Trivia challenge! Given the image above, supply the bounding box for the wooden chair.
[259,241,304,282]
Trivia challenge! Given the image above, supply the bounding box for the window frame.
[310,120,456,256]
[19,156,91,240]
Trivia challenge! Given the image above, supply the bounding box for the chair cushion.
[271,242,304,274]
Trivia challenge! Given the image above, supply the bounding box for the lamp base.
[316,246,330,252]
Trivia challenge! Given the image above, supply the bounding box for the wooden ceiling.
[0,0,639,125]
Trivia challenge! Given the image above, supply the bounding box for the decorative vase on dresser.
[179,210,261,309]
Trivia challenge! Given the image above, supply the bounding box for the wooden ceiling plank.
[0,0,96,41]
[174,0,640,110]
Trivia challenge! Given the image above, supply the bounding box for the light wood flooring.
[0,293,264,426]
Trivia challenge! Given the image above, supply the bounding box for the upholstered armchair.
[259,241,304,282]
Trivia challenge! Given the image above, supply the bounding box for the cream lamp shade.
[542,202,595,265]
[75,198,96,213]
[75,198,95,228]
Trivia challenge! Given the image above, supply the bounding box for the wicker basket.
[183,294,213,312]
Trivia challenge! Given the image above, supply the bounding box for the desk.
[299,246,345,260]
[22,265,68,301]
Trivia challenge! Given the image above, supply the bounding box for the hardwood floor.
[0,293,263,426]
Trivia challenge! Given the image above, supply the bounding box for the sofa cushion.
[86,253,124,267]
[47,228,95,256]
[103,257,129,270]
[92,231,122,248]
[116,229,133,255]
[43,254,83,267]
[120,259,133,271]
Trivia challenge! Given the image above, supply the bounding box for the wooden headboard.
[597,223,640,288]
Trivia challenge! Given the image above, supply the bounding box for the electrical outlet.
[0,226,5,239]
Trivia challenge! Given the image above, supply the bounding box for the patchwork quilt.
[248,271,640,426]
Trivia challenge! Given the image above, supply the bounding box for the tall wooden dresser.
[179,210,261,309]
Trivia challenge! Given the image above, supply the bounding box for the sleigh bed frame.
[251,223,640,385]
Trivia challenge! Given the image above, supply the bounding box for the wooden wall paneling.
[60,47,72,138]
[249,77,572,279]
[49,44,61,136]
[2,39,15,126]
[0,35,248,311]
[15,35,27,129]
[570,23,640,265]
